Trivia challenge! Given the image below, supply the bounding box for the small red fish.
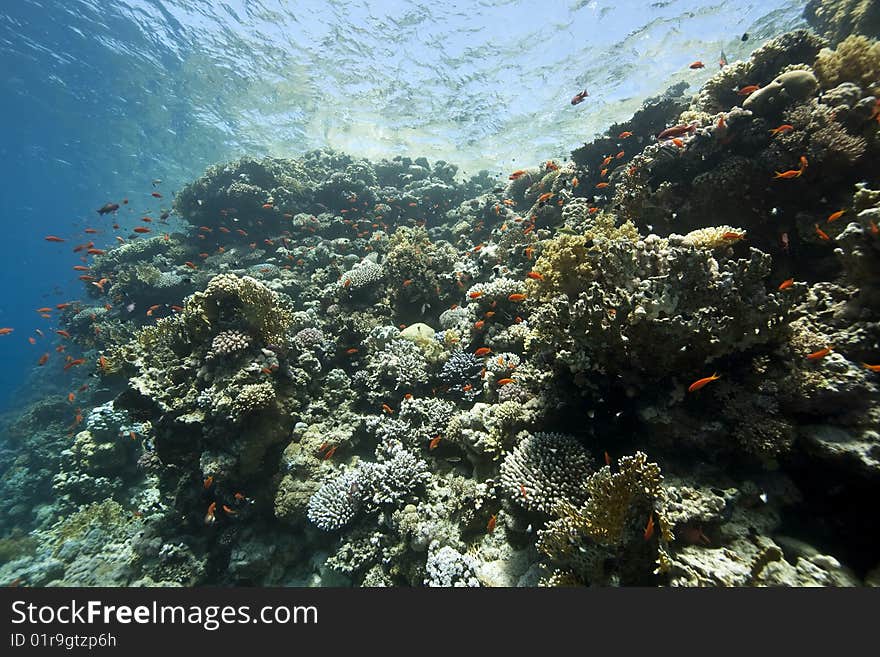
[205,502,217,525]
[381,403,394,414]
[689,61,705,69]
[688,372,720,392]
[507,293,527,302]
[737,84,760,96]
[151,192,162,198]
[28,336,36,345]
[596,182,609,189]
[826,210,845,223]
[56,330,71,338]
[204,476,214,489]
[644,513,655,540]
[38,353,49,366]
[814,224,831,241]
[619,131,633,139]
[474,320,485,330]
[806,346,833,360]
[570,89,589,105]
[44,235,65,242]
[778,278,794,290]
[322,445,338,460]
[861,363,880,372]
[222,505,237,515]
[474,347,492,357]
[67,392,75,402]
[184,261,197,269]
[429,436,441,450]
[133,227,151,233]
[657,123,696,139]
[496,378,514,386]
[604,451,611,467]
[769,124,794,135]
[487,514,497,533]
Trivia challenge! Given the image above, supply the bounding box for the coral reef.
[3,22,880,588]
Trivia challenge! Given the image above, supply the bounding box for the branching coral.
[814,34,880,93]
[499,432,594,514]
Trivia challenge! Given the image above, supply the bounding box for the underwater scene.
[0,0,879,588]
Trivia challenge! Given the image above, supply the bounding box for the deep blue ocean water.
[0,0,806,411]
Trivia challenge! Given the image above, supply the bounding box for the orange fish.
[222,505,237,515]
[38,353,49,366]
[769,124,794,135]
[322,445,338,460]
[484,311,496,318]
[596,182,609,189]
[63,358,85,370]
[72,265,90,271]
[205,502,216,525]
[146,304,161,316]
[151,191,163,198]
[537,192,552,204]
[861,363,880,372]
[814,224,831,241]
[509,169,527,180]
[67,392,75,402]
[737,84,760,96]
[28,336,36,345]
[44,235,65,242]
[261,203,273,209]
[688,372,720,392]
[619,131,633,139]
[260,367,273,375]
[601,156,613,167]
[689,61,705,69]
[526,271,543,280]
[487,514,497,533]
[87,248,105,255]
[524,246,534,259]
[869,220,878,236]
[381,403,394,414]
[644,513,655,540]
[778,278,794,290]
[806,346,833,360]
[474,347,492,357]
[345,348,359,355]
[774,168,803,179]
[507,293,527,302]
[671,137,684,148]
[204,476,214,489]
[133,227,151,233]
[429,436,442,450]
[84,228,98,234]
[36,307,52,313]
[571,177,579,188]
[184,261,197,269]
[615,151,624,159]
[234,492,246,500]
[497,378,514,385]
[722,231,744,240]
[56,330,71,338]
[827,210,845,223]
[474,320,485,330]
[402,279,413,287]
[604,451,611,467]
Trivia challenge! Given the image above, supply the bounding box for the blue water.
[0,0,806,410]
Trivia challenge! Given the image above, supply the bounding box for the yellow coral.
[527,214,638,302]
[680,225,747,249]
[814,34,880,94]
